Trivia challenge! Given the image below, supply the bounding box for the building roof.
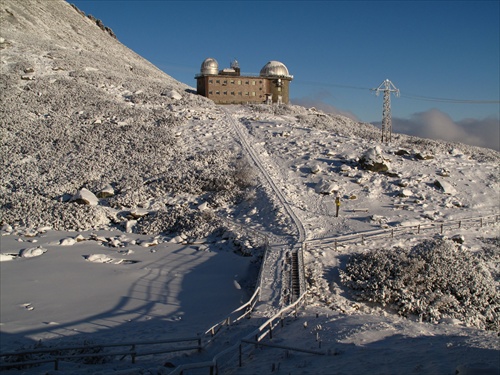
[260,61,292,78]
[200,57,219,75]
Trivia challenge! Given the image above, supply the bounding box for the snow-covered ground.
[1,1,499,374]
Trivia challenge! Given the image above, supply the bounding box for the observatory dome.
[200,58,219,75]
[260,61,290,77]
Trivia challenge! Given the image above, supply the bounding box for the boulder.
[70,188,98,206]
[96,184,114,198]
[437,168,450,177]
[434,179,457,195]
[19,247,47,258]
[398,189,413,197]
[359,147,389,172]
[198,202,210,211]
[60,237,77,246]
[129,208,149,219]
[415,152,434,160]
[395,149,410,156]
[310,164,321,174]
[162,89,182,100]
[315,179,339,195]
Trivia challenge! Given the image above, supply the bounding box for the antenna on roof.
[372,79,400,143]
[230,58,239,69]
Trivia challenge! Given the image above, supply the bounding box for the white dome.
[201,58,219,75]
[260,61,290,77]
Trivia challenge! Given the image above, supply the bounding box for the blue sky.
[69,0,499,149]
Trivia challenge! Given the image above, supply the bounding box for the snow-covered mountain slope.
[1,1,499,374]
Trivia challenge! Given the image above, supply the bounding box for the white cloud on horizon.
[391,109,500,151]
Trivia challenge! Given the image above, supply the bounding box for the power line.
[293,80,372,91]
[400,93,500,104]
[294,79,499,104]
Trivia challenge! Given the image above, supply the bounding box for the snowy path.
[221,106,307,310]
[222,106,306,243]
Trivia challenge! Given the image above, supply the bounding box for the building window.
[216,91,220,95]
[251,92,256,96]
[277,87,282,91]
[223,91,227,95]
[238,80,242,85]
[231,91,235,95]
[251,81,256,85]
[216,80,220,84]
[245,80,249,85]
[238,91,242,95]
[230,80,235,84]
[209,79,213,84]
[208,91,213,95]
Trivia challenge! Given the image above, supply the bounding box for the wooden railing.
[0,337,201,371]
[204,286,260,338]
[307,214,499,249]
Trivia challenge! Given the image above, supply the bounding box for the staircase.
[290,251,301,302]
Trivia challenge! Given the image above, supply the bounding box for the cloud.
[291,93,360,122]
[391,109,500,151]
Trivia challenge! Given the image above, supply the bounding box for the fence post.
[458,221,461,229]
[440,224,443,234]
[480,218,483,227]
[391,229,394,238]
[239,344,242,367]
[334,240,337,251]
[417,225,420,234]
[131,344,136,363]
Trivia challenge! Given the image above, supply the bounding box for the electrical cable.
[295,79,499,104]
[400,93,499,104]
[293,80,372,91]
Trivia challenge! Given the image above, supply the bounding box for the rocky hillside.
[0,0,251,235]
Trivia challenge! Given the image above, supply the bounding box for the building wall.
[197,74,291,105]
[268,79,291,104]
[197,76,269,104]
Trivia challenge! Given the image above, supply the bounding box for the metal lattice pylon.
[373,79,400,143]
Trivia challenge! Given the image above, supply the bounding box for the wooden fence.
[307,214,499,250]
[0,337,201,371]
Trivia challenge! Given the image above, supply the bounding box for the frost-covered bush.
[340,239,499,330]
[0,193,111,231]
[135,206,225,238]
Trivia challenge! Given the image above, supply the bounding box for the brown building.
[195,58,293,105]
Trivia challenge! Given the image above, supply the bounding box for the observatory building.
[195,58,293,105]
